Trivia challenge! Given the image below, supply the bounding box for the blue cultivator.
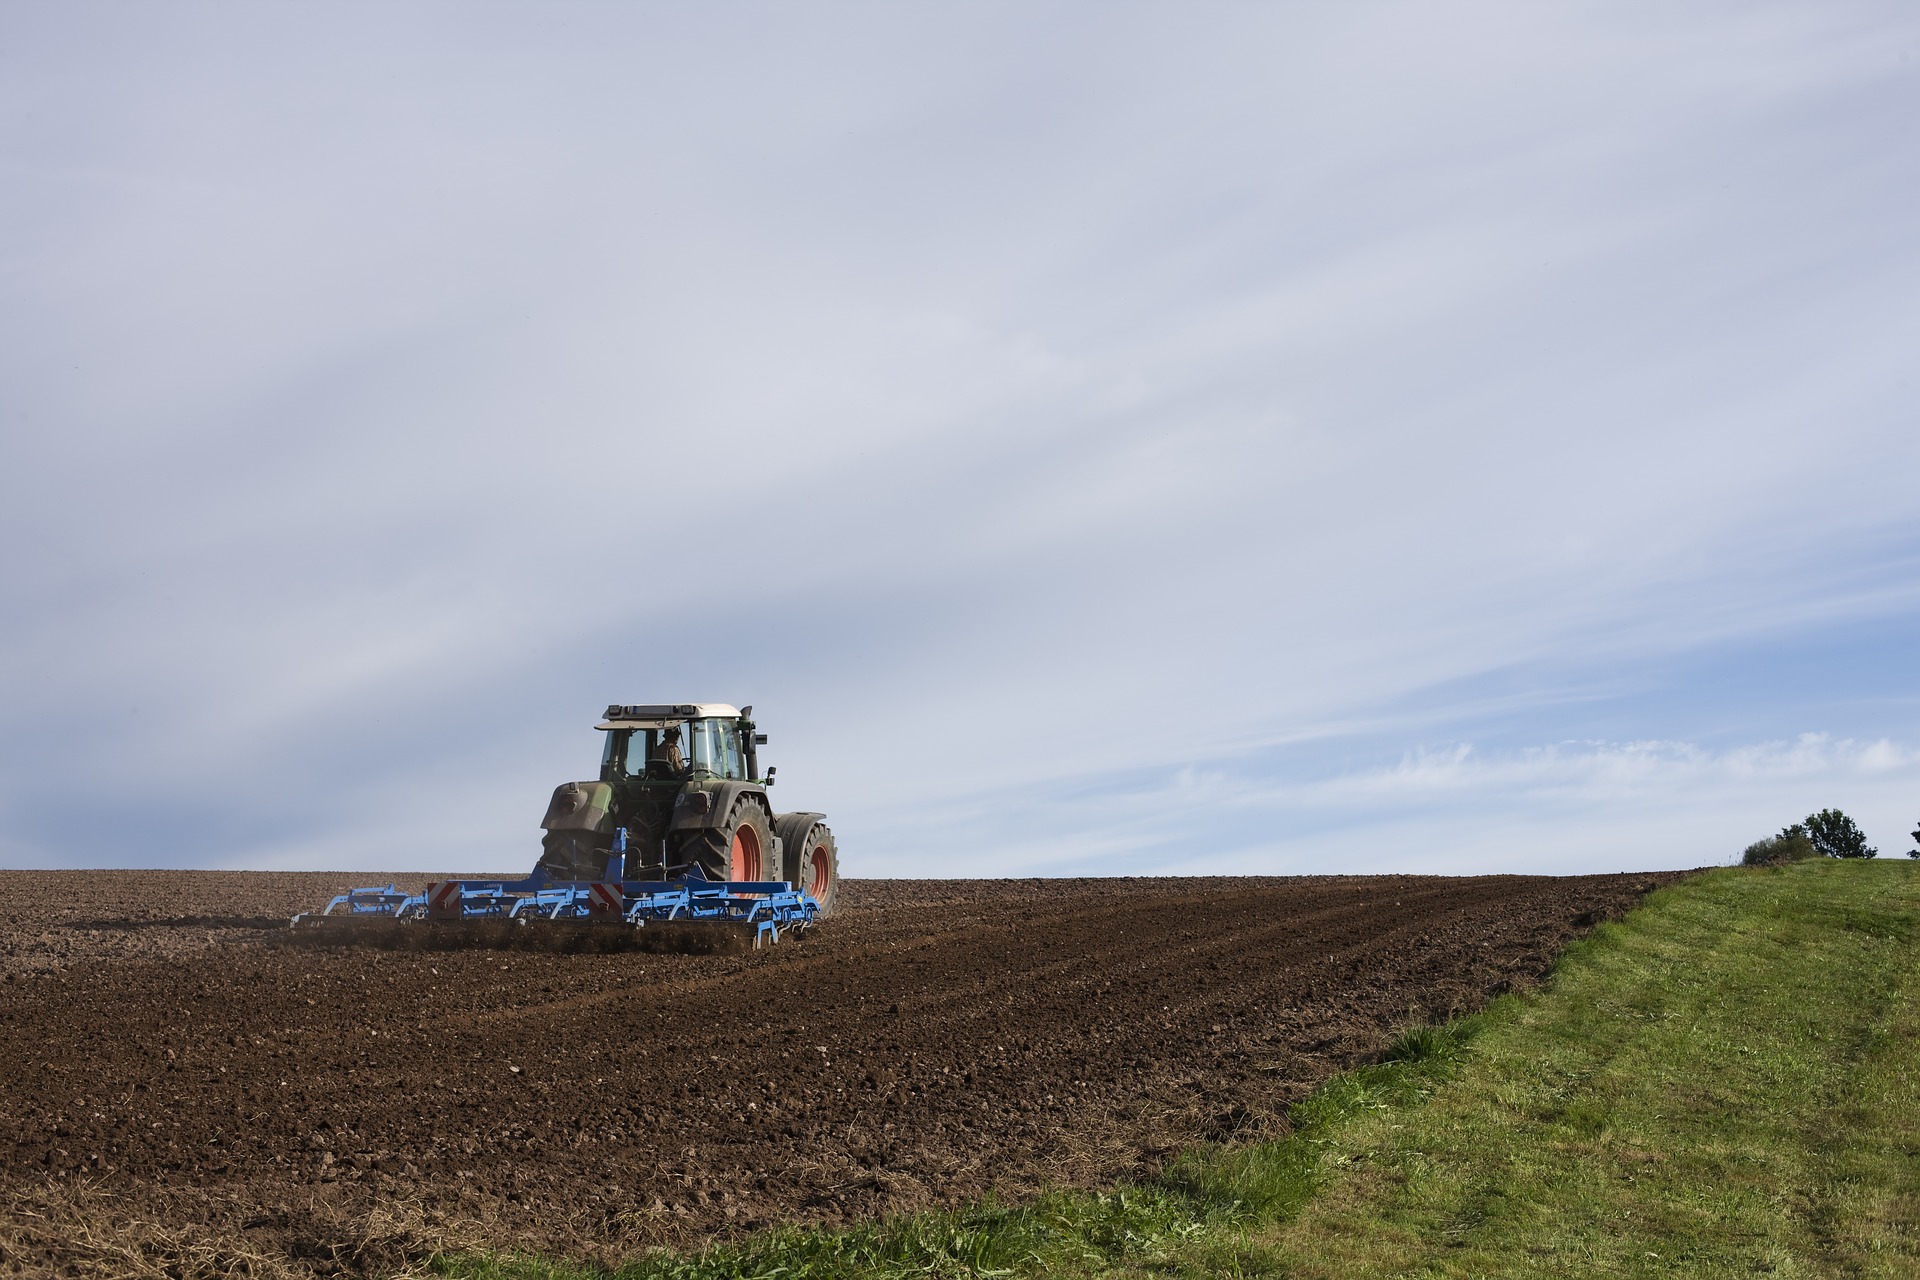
[292,861,820,948]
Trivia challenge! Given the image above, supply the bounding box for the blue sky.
[2,2,1916,875]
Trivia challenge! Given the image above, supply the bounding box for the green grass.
[1248,859,1920,1278]
[430,861,1920,1279]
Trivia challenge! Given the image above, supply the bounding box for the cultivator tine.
[291,885,422,926]
[622,885,691,923]
[505,886,591,921]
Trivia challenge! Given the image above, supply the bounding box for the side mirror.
[754,733,769,745]
[765,766,777,786]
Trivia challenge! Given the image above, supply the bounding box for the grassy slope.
[438,861,1920,1280]
[1245,859,1920,1278]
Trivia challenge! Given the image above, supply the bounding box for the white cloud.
[1306,734,1920,801]
[857,733,1920,880]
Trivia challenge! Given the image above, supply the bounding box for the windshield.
[687,718,744,780]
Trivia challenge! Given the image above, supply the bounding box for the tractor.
[534,703,839,914]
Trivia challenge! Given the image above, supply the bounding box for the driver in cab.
[649,724,687,776]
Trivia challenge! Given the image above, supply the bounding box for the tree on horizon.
[1805,808,1876,859]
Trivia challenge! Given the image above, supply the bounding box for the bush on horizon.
[1742,824,1820,866]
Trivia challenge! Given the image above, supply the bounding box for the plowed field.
[0,870,1684,1275]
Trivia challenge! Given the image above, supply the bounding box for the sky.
[2,1,1917,878]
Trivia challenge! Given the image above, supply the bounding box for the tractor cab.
[596,704,765,785]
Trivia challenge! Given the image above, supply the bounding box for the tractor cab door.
[685,717,747,781]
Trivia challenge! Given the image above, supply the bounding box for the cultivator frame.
[293,867,821,947]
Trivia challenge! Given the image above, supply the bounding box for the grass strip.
[431,861,1920,1279]
[1244,859,1920,1278]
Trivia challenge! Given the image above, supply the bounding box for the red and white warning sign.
[426,881,464,919]
[587,882,623,918]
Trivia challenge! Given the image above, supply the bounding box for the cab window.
[603,728,678,780]
[688,719,744,780]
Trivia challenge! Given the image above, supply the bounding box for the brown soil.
[0,870,1687,1276]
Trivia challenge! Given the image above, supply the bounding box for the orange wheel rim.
[804,844,828,897]
[729,825,762,882]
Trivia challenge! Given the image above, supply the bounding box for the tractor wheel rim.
[805,844,828,897]
[730,825,762,882]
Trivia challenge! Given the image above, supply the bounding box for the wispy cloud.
[1306,735,1920,802]
[865,733,1920,880]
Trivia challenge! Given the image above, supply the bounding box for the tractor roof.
[597,703,742,729]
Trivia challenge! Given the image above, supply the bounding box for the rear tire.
[776,816,839,916]
[537,830,608,882]
[670,800,772,883]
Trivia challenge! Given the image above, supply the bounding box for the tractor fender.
[667,781,771,834]
[772,811,828,855]
[772,811,827,840]
[540,780,613,833]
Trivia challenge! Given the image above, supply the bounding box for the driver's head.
[662,725,681,741]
